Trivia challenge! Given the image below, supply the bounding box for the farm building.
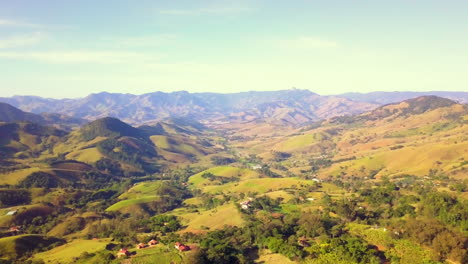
[9,226,20,232]
[175,242,190,251]
[137,243,147,249]
[148,239,158,246]
[117,248,130,258]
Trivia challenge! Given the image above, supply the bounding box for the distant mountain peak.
[0,102,45,123]
[80,117,145,141]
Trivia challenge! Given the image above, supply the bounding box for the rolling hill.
[228,96,468,179]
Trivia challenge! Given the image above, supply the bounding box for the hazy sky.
[0,0,467,98]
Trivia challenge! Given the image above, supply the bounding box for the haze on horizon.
[1,0,467,99]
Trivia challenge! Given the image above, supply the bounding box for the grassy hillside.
[177,203,245,233]
[32,239,109,264]
[228,97,467,180]
[189,166,259,187]
[0,234,64,260]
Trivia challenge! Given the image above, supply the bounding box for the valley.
[0,93,466,264]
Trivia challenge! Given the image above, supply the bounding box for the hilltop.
[0,103,44,124]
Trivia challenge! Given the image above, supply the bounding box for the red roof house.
[148,239,158,246]
[117,248,130,258]
[137,243,147,249]
[9,226,20,232]
[175,242,190,251]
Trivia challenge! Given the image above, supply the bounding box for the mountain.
[339,91,468,104]
[0,102,85,130]
[0,122,67,160]
[0,89,378,126]
[79,117,146,141]
[0,103,45,124]
[230,96,467,179]
[331,96,459,123]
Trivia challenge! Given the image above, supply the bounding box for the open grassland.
[0,205,37,227]
[53,134,107,154]
[119,181,162,199]
[0,167,42,185]
[151,135,206,155]
[256,249,298,264]
[106,196,160,211]
[151,135,171,149]
[0,234,64,260]
[177,204,244,233]
[323,139,468,178]
[183,197,203,206]
[65,147,103,163]
[189,166,260,187]
[202,177,316,194]
[274,133,316,152]
[264,190,295,201]
[32,239,109,264]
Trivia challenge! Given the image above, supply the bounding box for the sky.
[0,0,467,98]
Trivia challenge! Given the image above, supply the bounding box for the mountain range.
[2,89,467,127]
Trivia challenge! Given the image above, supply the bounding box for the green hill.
[0,234,64,260]
[79,117,146,141]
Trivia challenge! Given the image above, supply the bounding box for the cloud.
[0,19,41,28]
[277,36,339,49]
[158,7,254,15]
[0,51,162,63]
[0,32,45,49]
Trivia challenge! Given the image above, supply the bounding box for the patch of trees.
[148,215,181,233]
[190,208,383,263]
[96,138,158,173]
[194,228,257,263]
[419,191,468,230]
[95,158,124,176]
[67,189,118,208]
[18,172,60,188]
[258,165,281,178]
[0,189,31,207]
[201,172,239,184]
[309,158,332,171]
[360,178,399,207]
[247,196,281,212]
[80,117,144,141]
[398,219,467,263]
[332,156,357,164]
[308,236,382,264]
[198,193,224,209]
[272,151,292,162]
[210,156,236,165]
[136,181,192,214]
[86,216,139,244]
[390,145,404,150]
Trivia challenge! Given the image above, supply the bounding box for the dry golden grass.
[178,204,244,233]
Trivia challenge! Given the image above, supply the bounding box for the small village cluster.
[116,240,190,258]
